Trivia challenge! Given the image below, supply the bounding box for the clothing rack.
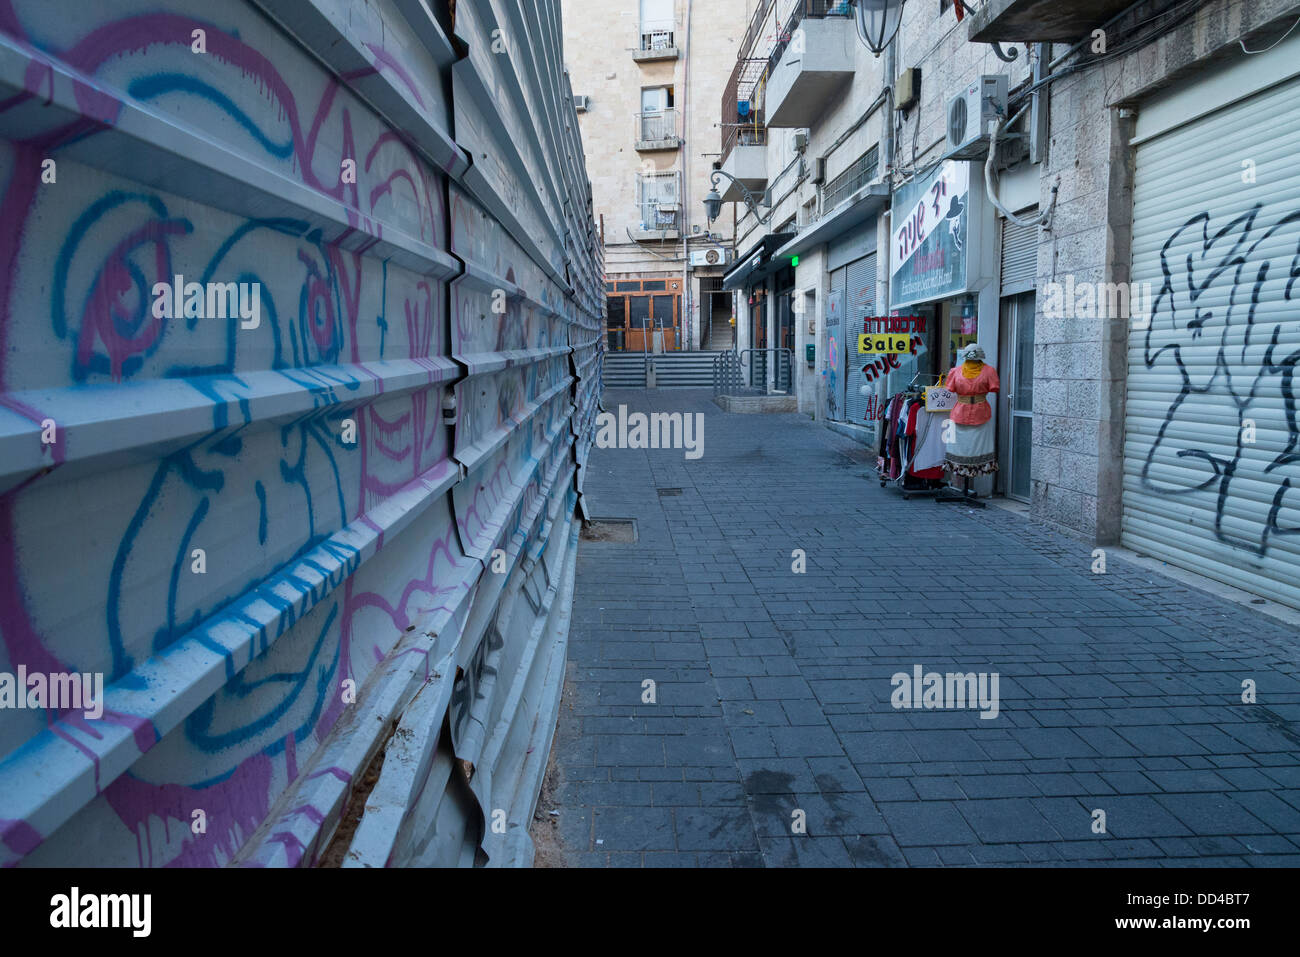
[875,373,952,500]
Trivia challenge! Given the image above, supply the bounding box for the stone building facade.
[714,0,1300,607]
[562,0,748,351]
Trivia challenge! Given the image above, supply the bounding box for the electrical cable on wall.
[984,103,1058,229]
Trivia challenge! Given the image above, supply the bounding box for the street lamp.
[851,0,904,56]
[704,169,774,225]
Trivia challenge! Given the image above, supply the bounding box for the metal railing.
[636,109,679,143]
[822,145,880,214]
[636,169,681,232]
[721,58,771,162]
[720,2,852,163]
[713,347,793,396]
[638,19,676,52]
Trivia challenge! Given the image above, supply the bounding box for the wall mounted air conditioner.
[945,74,1008,160]
[573,95,590,113]
[689,249,730,268]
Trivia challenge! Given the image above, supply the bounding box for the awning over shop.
[774,183,889,261]
[722,232,795,291]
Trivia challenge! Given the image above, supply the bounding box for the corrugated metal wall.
[0,0,603,867]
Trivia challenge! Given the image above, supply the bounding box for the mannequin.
[937,343,999,505]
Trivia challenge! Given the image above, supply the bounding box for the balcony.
[719,131,768,202]
[968,0,1136,42]
[632,20,679,62]
[635,109,681,151]
[763,2,855,129]
[720,58,770,163]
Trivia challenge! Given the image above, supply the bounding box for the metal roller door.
[843,253,877,426]
[1000,217,1037,295]
[1124,75,1300,607]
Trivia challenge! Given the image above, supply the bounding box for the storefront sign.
[924,386,957,412]
[859,333,911,354]
[890,160,970,308]
[863,315,926,333]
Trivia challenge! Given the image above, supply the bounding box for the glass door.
[1000,291,1035,502]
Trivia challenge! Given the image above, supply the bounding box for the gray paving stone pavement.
[547,388,1300,867]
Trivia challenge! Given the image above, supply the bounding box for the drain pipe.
[681,0,692,351]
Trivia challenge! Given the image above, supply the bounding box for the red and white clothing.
[943,363,1000,477]
[943,364,1000,426]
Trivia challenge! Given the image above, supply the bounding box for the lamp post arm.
[709,169,775,225]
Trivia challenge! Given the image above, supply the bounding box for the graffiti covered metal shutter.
[0,0,602,867]
[1124,76,1300,607]
[842,254,877,426]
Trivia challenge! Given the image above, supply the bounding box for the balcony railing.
[822,145,879,214]
[766,1,854,83]
[720,3,852,162]
[636,169,681,234]
[720,58,771,162]
[638,19,676,52]
[636,109,679,144]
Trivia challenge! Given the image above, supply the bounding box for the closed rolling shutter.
[843,253,877,426]
[1124,75,1300,607]
[1000,216,1037,295]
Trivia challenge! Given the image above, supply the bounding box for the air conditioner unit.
[689,249,730,268]
[945,74,1008,160]
[573,95,590,113]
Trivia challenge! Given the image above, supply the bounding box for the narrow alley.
[543,390,1300,867]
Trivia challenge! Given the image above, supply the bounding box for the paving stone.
[548,389,1300,868]
[878,802,980,846]
[673,807,760,852]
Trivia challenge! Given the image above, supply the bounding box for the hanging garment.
[911,409,949,473]
[945,419,997,476]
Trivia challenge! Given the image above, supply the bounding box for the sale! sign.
[859,333,911,354]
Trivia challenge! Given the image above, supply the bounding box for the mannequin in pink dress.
[938,343,999,504]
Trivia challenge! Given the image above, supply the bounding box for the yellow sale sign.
[858,333,912,354]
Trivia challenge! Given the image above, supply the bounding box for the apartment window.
[639,0,675,50]
[641,87,674,112]
[639,87,678,141]
[636,169,681,230]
